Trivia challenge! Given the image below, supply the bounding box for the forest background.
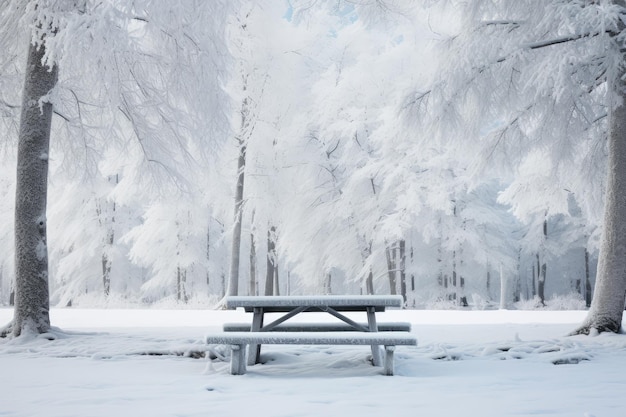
[0,1,608,311]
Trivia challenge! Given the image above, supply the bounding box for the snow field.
[1,308,625,417]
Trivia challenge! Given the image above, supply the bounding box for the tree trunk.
[500,265,508,309]
[576,248,583,297]
[274,266,280,296]
[360,237,375,295]
[531,261,537,299]
[575,36,626,332]
[177,265,187,303]
[5,37,57,337]
[514,251,521,303]
[535,253,543,304]
[537,219,548,306]
[206,220,211,291]
[249,231,257,296]
[385,242,397,295]
[451,250,458,302]
[538,261,547,306]
[101,175,117,298]
[365,270,374,295]
[226,142,246,297]
[265,226,276,296]
[399,240,407,304]
[409,244,415,307]
[102,252,111,296]
[585,248,592,308]
[324,272,332,295]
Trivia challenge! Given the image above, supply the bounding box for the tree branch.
[53,110,70,122]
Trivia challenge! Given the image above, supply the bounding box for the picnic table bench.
[205,295,417,375]
[205,331,417,375]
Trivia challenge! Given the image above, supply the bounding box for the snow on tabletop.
[224,295,405,308]
[1,308,626,417]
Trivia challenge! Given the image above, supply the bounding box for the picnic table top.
[224,295,404,312]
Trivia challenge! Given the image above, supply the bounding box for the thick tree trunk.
[6,38,57,337]
[575,39,626,333]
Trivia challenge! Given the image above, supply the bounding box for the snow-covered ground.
[1,308,625,417]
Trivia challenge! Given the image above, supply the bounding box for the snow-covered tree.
[577,1,626,332]
[410,1,622,330]
[1,0,65,337]
[1,0,237,315]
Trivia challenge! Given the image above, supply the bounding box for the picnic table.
[223,295,406,366]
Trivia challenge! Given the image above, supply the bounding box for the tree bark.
[6,37,57,337]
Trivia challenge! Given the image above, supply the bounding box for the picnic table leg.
[248,307,263,365]
[230,344,247,375]
[367,306,383,366]
[383,345,395,376]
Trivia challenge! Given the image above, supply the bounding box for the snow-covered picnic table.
[218,295,412,369]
